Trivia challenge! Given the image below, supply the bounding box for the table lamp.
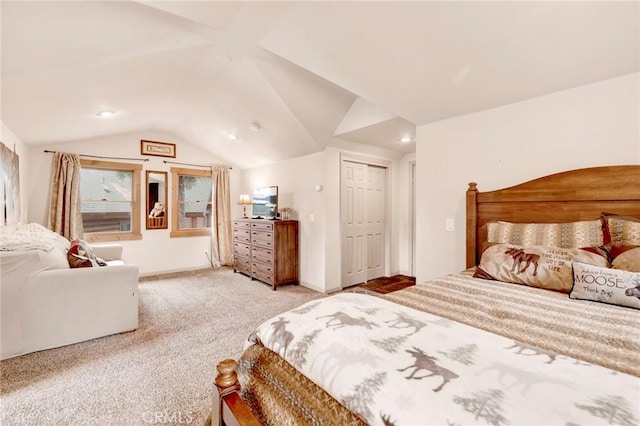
[238,194,252,218]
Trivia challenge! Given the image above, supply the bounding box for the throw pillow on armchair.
[67,240,107,268]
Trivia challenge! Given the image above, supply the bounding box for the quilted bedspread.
[249,292,639,426]
[0,223,68,251]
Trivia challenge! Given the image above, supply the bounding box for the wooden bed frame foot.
[212,359,260,426]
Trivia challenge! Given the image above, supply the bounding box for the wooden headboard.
[466,165,640,268]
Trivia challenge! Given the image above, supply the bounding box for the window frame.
[170,167,212,238]
[80,159,142,243]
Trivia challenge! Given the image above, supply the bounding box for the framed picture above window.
[141,140,176,158]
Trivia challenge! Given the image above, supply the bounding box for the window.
[80,159,142,242]
[170,167,212,237]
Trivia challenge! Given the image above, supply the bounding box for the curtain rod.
[163,159,232,169]
[44,149,149,162]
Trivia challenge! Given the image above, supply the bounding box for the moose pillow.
[475,243,609,293]
[571,262,640,310]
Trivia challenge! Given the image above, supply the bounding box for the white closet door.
[366,165,385,281]
[341,161,367,287]
[341,160,387,287]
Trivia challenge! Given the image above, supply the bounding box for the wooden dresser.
[232,219,299,290]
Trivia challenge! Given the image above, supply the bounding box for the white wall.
[1,122,29,225]
[415,72,640,282]
[322,148,342,292]
[27,130,242,275]
[242,151,327,291]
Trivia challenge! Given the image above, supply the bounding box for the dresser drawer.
[235,263,251,276]
[252,262,274,285]
[234,220,252,229]
[234,242,251,258]
[252,245,274,264]
[235,255,250,267]
[234,255,251,275]
[251,230,274,247]
[251,221,273,231]
[233,228,251,243]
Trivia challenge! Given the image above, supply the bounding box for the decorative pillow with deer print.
[474,243,608,293]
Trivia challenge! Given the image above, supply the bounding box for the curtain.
[48,152,83,240]
[210,166,232,267]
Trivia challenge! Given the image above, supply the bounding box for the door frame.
[340,152,392,287]
[409,160,416,277]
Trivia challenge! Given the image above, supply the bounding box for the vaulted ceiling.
[2,1,638,168]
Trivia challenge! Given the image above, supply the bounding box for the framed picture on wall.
[140,140,176,158]
[0,142,21,225]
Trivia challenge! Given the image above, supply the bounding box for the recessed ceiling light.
[249,121,261,132]
[228,133,238,141]
[400,136,413,143]
[96,110,116,118]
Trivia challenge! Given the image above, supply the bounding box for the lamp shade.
[238,194,252,205]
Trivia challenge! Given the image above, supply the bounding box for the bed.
[212,165,640,426]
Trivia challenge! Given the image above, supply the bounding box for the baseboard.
[299,280,328,294]
[138,266,215,280]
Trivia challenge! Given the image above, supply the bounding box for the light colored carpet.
[0,267,325,425]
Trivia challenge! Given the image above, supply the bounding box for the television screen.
[252,186,278,219]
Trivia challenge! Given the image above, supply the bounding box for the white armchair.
[1,226,139,360]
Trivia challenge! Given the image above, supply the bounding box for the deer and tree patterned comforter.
[246,291,639,426]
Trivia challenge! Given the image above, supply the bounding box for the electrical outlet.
[204,249,209,257]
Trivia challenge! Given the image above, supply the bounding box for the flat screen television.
[252,186,278,219]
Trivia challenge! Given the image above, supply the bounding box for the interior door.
[341,161,367,287]
[366,165,385,280]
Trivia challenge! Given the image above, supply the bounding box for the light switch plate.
[445,218,455,232]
